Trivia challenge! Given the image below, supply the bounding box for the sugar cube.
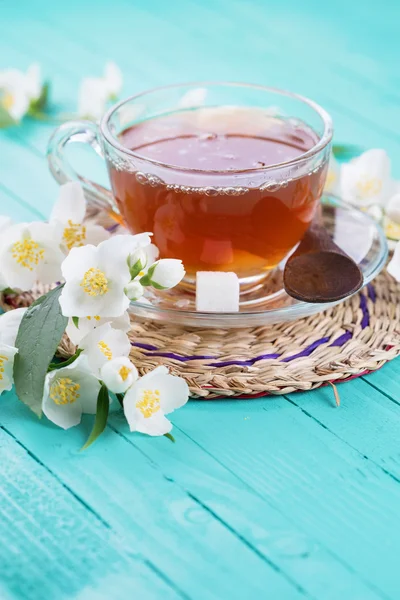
[196,271,240,312]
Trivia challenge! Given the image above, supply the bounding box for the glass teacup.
[47,82,333,286]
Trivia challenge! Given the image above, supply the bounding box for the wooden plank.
[164,396,400,598]
[0,426,182,600]
[0,391,307,600]
[2,0,400,165]
[107,416,383,599]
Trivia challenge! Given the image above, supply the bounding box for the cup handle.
[47,120,117,213]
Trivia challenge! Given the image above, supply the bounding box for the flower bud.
[141,259,185,290]
[125,280,144,301]
[128,248,147,279]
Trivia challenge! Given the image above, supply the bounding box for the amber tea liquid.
[110,107,327,279]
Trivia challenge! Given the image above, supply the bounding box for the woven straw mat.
[2,205,400,399]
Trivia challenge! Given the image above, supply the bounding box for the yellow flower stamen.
[119,365,131,381]
[63,220,87,250]
[50,377,80,405]
[94,315,101,321]
[2,92,14,111]
[11,237,44,271]
[0,354,9,381]
[138,271,145,277]
[80,268,109,297]
[356,177,382,198]
[98,340,112,360]
[136,389,161,418]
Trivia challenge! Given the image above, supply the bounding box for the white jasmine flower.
[324,154,340,195]
[0,63,42,122]
[50,182,109,253]
[0,222,64,290]
[104,61,123,99]
[66,311,130,346]
[0,307,27,346]
[78,62,122,121]
[178,87,207,109]
[341,149,393,207]
[125,280,144,301]
[123,366,189,436]
[101,356,138,394]
[0,344,18,394]
[78,78,109,121]
[42,355,101,430]
[142,259,185,289]
[79,322,131,375]
[59,233,151,318]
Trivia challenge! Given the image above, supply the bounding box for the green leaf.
[164,432,175,443]
[81,384,110,450]
[14,285,67,417]
[48,348,83,371]
[116,392,124,406]
[0,104,17,128]
[72,316,79,329]
[28,81,50,115]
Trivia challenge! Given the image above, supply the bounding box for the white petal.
[0,344,18,393]
[84,224,110,246]
[341,149,392,207]
[80,323,131,374]
[123,385,172,436]
[66,311,130,346]
[387,242,400,281]
[104,61,123,97]
[50,182,86,225]
[101,356,138,393]
[97,234,152,282]
[178,87,207,108]
[152,373,189,414]
[385,194,400,225]
[25,63,42,100]
[78,78,109,121]
[0,216,12,234]
[60,244,99,281]
[0,308,27,346]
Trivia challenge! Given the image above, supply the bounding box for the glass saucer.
[129,195,388,328]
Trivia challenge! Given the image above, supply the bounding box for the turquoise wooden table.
[1,1,400,598]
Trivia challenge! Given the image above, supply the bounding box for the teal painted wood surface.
[0,0,400,598]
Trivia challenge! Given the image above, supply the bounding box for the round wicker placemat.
[2,270,400,399]
[2,205,400,399]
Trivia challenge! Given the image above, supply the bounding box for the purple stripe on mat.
[133,288,373,367]
[207,352,281,368]
[134,342,159,351]
[360,293,370,328]
[330,331,353,347]
[281,336,331,362]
